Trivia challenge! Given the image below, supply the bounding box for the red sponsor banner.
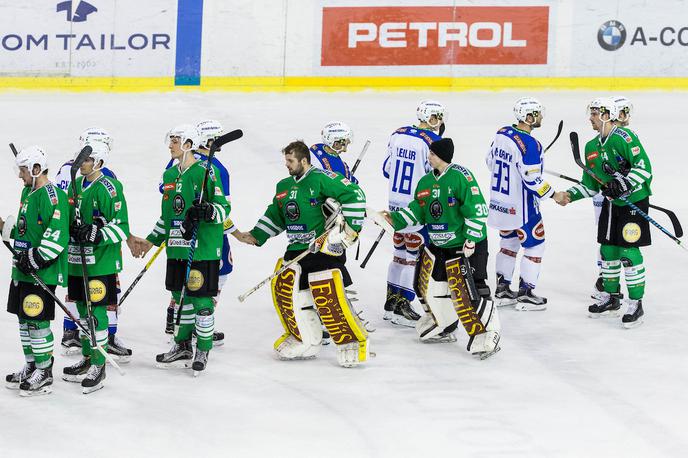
[321,6,548,66]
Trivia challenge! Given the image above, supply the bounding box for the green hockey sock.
[76,301,109,365]
[194,297,215,351]
[600,245,621,294]
[172,291,195,343]
[620,247,645,300]
[27,320,53,368]
[18,320,34,362]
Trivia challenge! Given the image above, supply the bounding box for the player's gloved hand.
[602,173,632,200]
[74,223,103,244]
[180,218,197,241]
[187,201,216,223]
[462,240,475,257]
[16,248,49,275]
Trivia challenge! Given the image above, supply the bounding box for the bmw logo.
[598,20,626,51]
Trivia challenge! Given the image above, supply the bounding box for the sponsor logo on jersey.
[467,229,482,239]
[287,230,316,244]
[631,146,640,156]
[489,202,516,215]
[102,179,117,197]
[17,215,27,236]
[53,209,61,220]
[516,228,527,242]
[22,294,44,318]
[88,279,107,303]
[14,240,30,250]
[37,214,43,226]
[537,183,551,196]
[448,196,456,206]
[214,186,223,196]
[533,221,545,240]
[430,200,443,219]
[187,269,204,292]
[168,238,192,248]
[587,151,599,161]
[598,20,626,51]
[429,223,448,231]
[622,222,641,243]
[470,186,480,195]
[323,170,338,179]
[615,129,632,143]
[341,178,351,186]
[46,184,58,205]
[114,201,121,212]
[417,189,430,199]
[173,195,185,215]
[285,201,300,221]
[286,224,307,231]
[429,232,456,244]
[276,191,288,200]
[512,134,527,153]
[309,198,318,206]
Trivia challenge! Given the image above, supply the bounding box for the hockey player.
[235,140,369,368]
[555,97,651,328]
[310,121,358,183]
[381,138,500,358]
[382,100,443,326]
[61,141,129,393]
[159,120,233,346]
[486,97,568,311]
[3,146,69,396]
[131,124,230,373]
[590,96,634,300]
[55,127,132,361]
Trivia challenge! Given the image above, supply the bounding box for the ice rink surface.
[0,91,686,457]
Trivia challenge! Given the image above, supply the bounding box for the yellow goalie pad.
[308,269,368,362]
[270,258,302,349]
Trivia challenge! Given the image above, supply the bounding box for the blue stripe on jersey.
[392,126,441,146]
[496,126,543,165]
[309,143,358,183]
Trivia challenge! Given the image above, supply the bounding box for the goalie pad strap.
[308,269,368,362]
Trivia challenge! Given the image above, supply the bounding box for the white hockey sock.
[496,235,520,283]
[520,244,545,288]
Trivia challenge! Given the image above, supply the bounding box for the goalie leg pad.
[308,269,368,367]
[446,257,486,337]
[415,248,459,342]
[271,259,322,360]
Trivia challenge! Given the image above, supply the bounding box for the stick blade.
[70,145,93,178]
[2,214,16,242]
[9,143,19,157]
[569,131,583,167]
[211,129,243,152]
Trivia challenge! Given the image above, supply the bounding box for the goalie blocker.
[271,257,368,368]
[414,244,501,358]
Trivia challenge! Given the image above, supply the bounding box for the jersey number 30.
[392,161,414,195]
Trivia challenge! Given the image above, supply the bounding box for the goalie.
[235,140,369,368]
[381,138,501,359]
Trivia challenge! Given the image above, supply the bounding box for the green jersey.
[68,174,130,277]
[147,160,229,261]
[11,182,69,286]
[568,126,652,205]
[390,164,487,248]
[250,167,366,251]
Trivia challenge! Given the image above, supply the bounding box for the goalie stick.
[570,131,686,250]
[544,168,683,238]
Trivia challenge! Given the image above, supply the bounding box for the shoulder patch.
[323,170,338,179]
[417,189,430,199]
[615,129,633,143]
[512,134,527,153]
[53,209,61,220]
[114,201,122,212]
[276,190,288,200]
[341,178,351,186]
[471,186,480,195]
[45,184,58,205]
[455,165,474,182]
[631,146,640,156]
[101,178,117,197]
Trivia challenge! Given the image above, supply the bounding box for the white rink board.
[0,91,686,457]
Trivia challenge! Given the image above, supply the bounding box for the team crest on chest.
[173,195,186,215]
[430,200,443,219]
[17,215,27,236]
[285,201,300,221]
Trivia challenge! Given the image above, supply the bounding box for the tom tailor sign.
[321,6,549,66]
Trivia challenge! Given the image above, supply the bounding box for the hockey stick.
[69,146,100,351]
[237,227,335,302]
[118,242,166,308]
[350,140,370,261]
[545,168,684,238]
[360,230,384,269]
[9,143,19,157]
[176,129,243,329]
[570,131,686,250]
[544,120,564,153]
[1,215,124,375]
[360,207,396,269]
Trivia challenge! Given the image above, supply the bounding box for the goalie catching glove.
[311,198,358,256]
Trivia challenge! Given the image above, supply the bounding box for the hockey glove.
[602,173,633,200]
[187,201,217,223]
[180,218,197,241]
[462,240,476,258]
[16,248,49,275]
[316,225,359,257]
[74,223,104,244]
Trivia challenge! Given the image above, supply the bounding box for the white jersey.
[383,126,439,232]
[485,126,554,230]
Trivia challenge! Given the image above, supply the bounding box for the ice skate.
[62,357,91,382]
[588,293,621,318]
[61,328,82,356]
[107,334,132,363]
[590,275,606,301]
[81,364,106,394]
[622,299,644,329]
[192,348,209,377]
[5,361,35,390]
[155,340,193,369]
[391,297,421,327]
[19,359,53,397]
[515,283,547,311]
[383,289,397,321]
[165,306,174,335]
[494,275,518,306]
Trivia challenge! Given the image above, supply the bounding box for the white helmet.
[166,124,200,151]
[16,145,48,177]
[321,121,353,152]
[416,100,445,126]
[598,97,620,121]
[79,127,113,151]
[196,119,224,149]
[612,95,633,121]
[587,97,604,114]
[514,97,544,123]
[84,141,109,170]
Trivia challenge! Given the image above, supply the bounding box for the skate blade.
[212,341,225,347]
[155,360,192,370]
[107,354,132,364]
[276,354,317,361]
[391,317,418,327]
[61,347,83,356]
[588,310,620,319]
[494,298,517,307]
[622,320,644,329]
[5,382,20,390]
[62,374,87,383]
[82,383,104,395]
[514,302,547,311]
[383,311,394,320]
[19,386,52,397]
[477,346,501,360]
[322,338,332,346]
[421,335,458,344]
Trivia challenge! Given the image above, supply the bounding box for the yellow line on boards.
[1,76,688,92]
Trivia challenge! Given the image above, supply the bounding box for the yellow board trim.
[1,76,688,92]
